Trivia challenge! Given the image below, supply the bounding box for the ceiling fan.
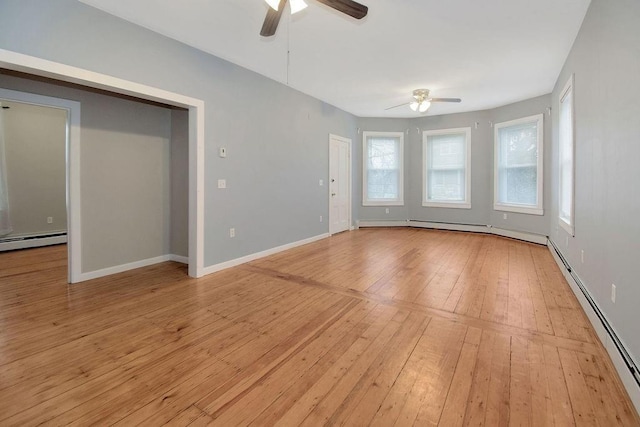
[261,0,368,37]
[386,89,462,113]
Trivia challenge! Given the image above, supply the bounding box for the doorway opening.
[0,49,205,282]
[0,98,69,249]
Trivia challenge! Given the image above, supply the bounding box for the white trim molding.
[494,113,544,216]
[169,254,189,264]
[422,127,472,209]
[202,233,330,276]
[359,220,547,245]
[357,220,410,228]
[362,131,405,206]
[77,255,175,282]
[0,88,81,281]
[0,48,205,281]
[558,74,576,236]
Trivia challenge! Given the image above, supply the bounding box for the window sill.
[494,204,543,216]
[422,201,471,209]
[559,218,574,236]
[362,201,405,207]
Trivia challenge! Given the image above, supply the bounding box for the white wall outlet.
[319,179,323,186]
[385,208,390,214]
[319,215,323,222]
[611,284,616,303]
[219,147,227,158]
[581,250,584,264]
[503,213,508,220]
[217,179,226,189]
[47,217,53,224]
[229,228,235,238]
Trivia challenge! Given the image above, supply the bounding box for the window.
[559,75,575,234]
[362,131,404,206]
[494,114,544,215]
[423,127,471,208]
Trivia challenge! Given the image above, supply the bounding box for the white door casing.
[329,134,351,235]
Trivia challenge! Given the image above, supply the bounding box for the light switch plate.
[218,179,226,189]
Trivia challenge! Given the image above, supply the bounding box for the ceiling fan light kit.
[387,89,462,114]
[261,0,369,37]
[266,0,308,14]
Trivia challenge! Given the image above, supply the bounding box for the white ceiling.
[78,0,590,118]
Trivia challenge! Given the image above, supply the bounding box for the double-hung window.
[559,75,575,234]
[423,127,471,208]
[362,131,404,206]
[494,114,544,215]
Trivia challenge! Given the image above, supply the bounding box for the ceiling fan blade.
[315,0,368,19]
[428,98,462,103]
[260,0,288,37]
[385,102,411,110]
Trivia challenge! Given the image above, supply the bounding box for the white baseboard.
[74,233,329,283]
[169,254,189,264]
[357,220,410,228]
[490,227,548,245]
[202,233,329,276]
[0,234,67,252]
[360,220,547,246]
[409,220,488,234]
[77,254,174,282]
[547,240,640,413]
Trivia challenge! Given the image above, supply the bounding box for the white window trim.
[558,74,575,235]
[362,131,404,206]
[493,114,544,216]
[422,127,471,209]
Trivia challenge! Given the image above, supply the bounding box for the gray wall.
[550,0,640,365]
[0,73,174,273]
[0,0,358,269]
[359,95,551,237]
[1,100,67,238]
[410,110,492,227]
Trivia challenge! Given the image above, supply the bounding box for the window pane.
[428,169,464,201]
[501,166,537,205]
[364,134,402,203]
[559,85,573,223]
[429,134,465,169]
[426,132,467,203]
[368,138,398,170]
[497,120,539,207]
[367,170,398,199]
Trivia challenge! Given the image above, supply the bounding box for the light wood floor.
[0,228,638,426]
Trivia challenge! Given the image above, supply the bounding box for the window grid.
[559,75,575,234]
[362,132,404,206]
[423,128,471,209]
[494,114,544,215]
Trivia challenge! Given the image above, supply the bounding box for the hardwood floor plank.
[0,229,637,426]
[436,326,482,427]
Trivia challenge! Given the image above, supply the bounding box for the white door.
[329,134,351,235]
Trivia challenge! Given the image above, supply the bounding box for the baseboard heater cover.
[0,232,67,251]
[548,238,640,392]
[357,219,548,246]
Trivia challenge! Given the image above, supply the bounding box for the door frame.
[0,48,205,282]
[0,89,80,281]
[328,133,352,235]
